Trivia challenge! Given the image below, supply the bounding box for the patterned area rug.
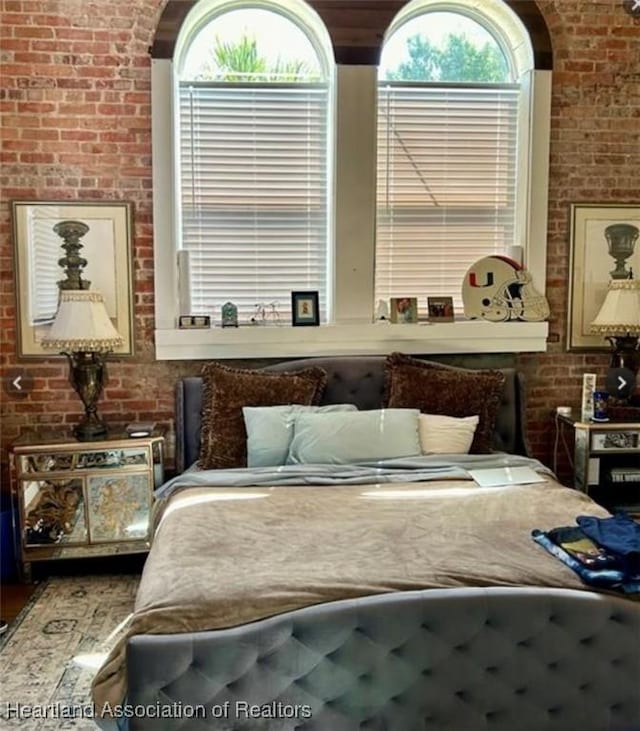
[0,574,139,730]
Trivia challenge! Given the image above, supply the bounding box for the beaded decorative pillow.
[198,362,327,470]
[383,352,505,454]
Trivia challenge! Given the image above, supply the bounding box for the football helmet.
[462,255,550,322]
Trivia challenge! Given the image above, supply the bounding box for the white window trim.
[152,59,551,360]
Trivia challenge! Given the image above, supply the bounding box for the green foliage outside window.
[190,34,320,82]
[385,33,508,83]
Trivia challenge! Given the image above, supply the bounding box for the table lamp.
[590,278,640,403]
[42,289,123,440]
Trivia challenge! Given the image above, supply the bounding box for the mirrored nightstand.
[10,431,164,579]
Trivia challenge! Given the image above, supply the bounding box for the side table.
[10,430,165,579]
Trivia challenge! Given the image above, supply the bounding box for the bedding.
[92,454,614,714]
[93,357,640,730]
[286,409,422,464]
[418,413,479,454]
[243,404,357,467]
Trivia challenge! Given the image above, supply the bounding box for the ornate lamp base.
[607,335,640,406]
[608,335,639,372]
[67,351,109,441]
[73,414,108,441]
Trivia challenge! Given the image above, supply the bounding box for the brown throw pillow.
[199,362,327,470]
[383,352,505,454]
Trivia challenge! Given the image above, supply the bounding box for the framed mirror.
[12,201,135,358]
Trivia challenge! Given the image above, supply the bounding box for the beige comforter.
[92,477,612,712]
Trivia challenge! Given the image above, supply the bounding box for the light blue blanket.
[156,453,554,499]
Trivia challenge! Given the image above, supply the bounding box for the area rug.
[0,574,139,730]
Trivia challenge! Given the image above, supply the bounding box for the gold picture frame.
[12,201,135,358]
[567,203,640,351]
[427,296,455,322]
[390,297,418,324]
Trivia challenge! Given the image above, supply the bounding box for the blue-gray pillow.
[243,404,357,468]
[287,409,421,465]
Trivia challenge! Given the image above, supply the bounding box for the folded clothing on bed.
[577,513,640,575]
[532,521,640,594]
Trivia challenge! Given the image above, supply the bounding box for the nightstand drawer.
[590,430,640,452]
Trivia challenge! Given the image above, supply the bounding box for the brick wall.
[1,0,638,483]
[520,0,639,470]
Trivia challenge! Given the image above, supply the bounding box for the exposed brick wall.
[1,0,638,485]
[521,0,640,464]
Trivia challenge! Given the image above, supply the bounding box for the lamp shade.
[42,290,124,353]
[590,279,640,336]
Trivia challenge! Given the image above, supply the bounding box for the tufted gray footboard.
[121,587,640,731]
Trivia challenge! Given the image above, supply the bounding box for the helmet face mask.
[463,257,549,322]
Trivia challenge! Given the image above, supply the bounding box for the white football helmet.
[462,256,550,322]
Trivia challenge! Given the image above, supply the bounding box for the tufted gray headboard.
[175,356,530,473]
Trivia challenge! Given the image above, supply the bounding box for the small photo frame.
[291,291,319,326]
[427,296,455,322]
[390,297,418,324]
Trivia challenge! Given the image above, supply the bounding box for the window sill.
[154,320,549,360]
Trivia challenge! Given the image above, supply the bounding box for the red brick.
[1,0,639,480]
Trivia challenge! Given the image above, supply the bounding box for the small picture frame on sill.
[291,291,319,326]
[390,297,418,324]
[427,296,455,322]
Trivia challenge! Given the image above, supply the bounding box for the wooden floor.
[1,582,37,625]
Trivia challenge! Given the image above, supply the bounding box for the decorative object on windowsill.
[374,299,390,322]
[249,302,282,326]
[462,255,549,322]
[221,302,238,328]
[291,291,319,326]
[264,301,281,325]
[42,290,123,441]
[590,277,640,405]
[178,315,211,329]
[390,297,418,324]
[427,296,455,323]
[605,223,638,280]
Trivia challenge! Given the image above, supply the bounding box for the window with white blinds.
[29,215,62,324]
[376,82,519,315]
[178,80,329,322]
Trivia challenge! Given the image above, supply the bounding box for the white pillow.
[419,413,479,454]
[243,404,357,467]
[287,409,421,465]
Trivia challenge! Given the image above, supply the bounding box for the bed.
[93,356,640,731]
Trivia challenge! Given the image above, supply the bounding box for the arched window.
[152,0,551,358]
[375,0,536,314]
[174,1,333,322]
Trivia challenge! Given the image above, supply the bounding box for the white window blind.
[376,83,519,314]
[29,215,62,324]
[179,82,328,322]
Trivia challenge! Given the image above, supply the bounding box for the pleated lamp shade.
[42,290,124,353]
[590,279,640,336]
